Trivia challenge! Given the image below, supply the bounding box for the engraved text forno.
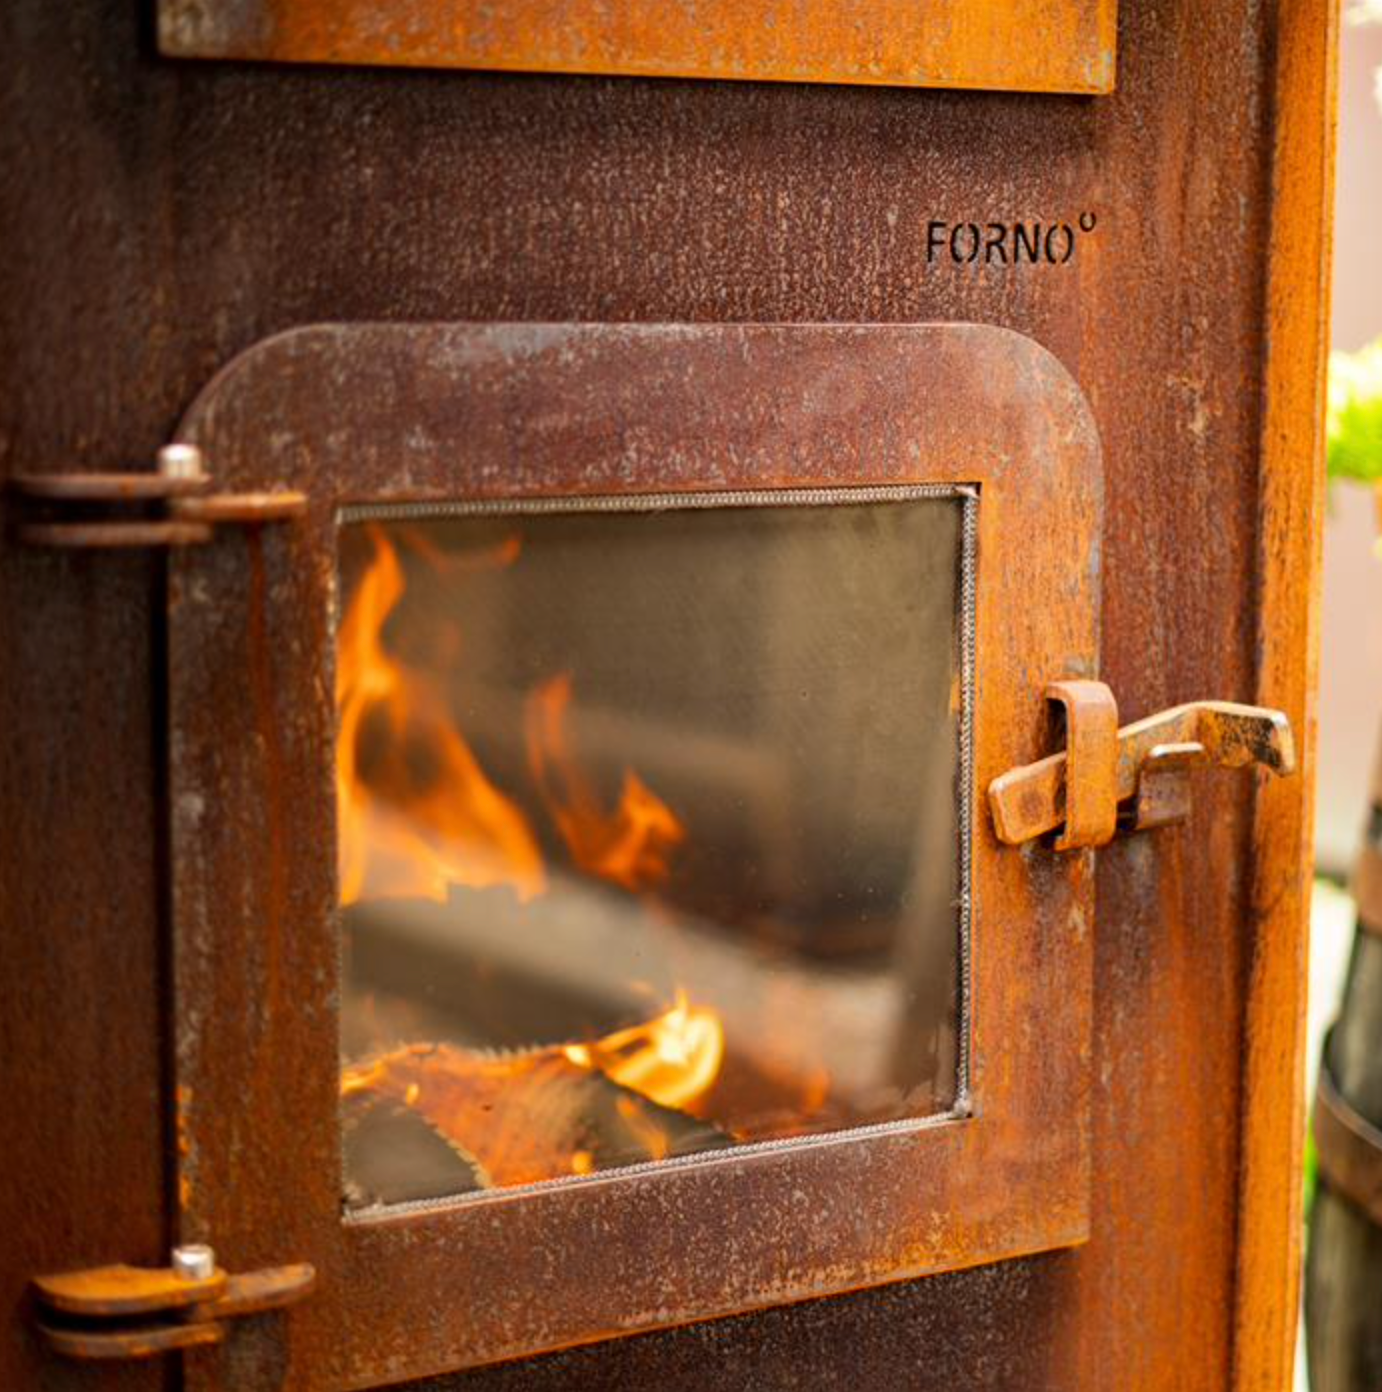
[927,214,1099,266]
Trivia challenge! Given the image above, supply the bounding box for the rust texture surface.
[159,0,1117,95]
[0,0,1328,1388]
[1234,0,1338,1383]
[168,321,1099,1384]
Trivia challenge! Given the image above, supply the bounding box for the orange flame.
[336,527,545,906]
[526,673,686,891]
[563,990,724,1115]
[338,525,724,1187]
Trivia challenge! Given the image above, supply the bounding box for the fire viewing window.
[336,487,975,1208]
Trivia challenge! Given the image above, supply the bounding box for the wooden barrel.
[1306,739,1382,1390]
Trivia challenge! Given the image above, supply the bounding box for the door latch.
[9,443,306,548]
[988,680,1296,849]
[32,1244,315,1361]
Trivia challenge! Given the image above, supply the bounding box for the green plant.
[1327,338,1382,483]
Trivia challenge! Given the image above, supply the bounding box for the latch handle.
[988,690,1296,848]
[33,1246,315,1362]
[1044,680,1120,851]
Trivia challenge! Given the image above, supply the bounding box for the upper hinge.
[988,681,1297,849]
[8,444,306,548]
[33,1243,315,1361]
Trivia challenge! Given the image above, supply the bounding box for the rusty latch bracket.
[32,1245,315,1361]
[988,683,1296,848]
[9,444,306,548]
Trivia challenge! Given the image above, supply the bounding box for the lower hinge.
[988,680,1297,849]
[33,1244,315,1361]
[9,444,306,548]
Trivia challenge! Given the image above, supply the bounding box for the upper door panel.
[159,0,1118,94]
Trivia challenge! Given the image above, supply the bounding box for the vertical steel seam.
[1233,0,1340,1385]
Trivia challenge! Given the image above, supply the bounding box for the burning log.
[343,1025,731,1204]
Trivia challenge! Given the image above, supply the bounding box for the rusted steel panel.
[159,0,1118,95]
[0,0,1325,1386]
[168,321,1100,1385]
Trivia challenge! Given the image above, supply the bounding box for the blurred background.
[1316,7,1382,885]
[1310,6,1382,1088]
[1301,7,1382,1387]
[1309,7,1381,1121]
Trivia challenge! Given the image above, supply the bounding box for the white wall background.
[1315,14,1382,876]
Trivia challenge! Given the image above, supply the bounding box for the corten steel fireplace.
[0,3,1336,1391]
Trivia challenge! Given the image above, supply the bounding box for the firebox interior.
[336,486,973,1207]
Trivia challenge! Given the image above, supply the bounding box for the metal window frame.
[167,321,1101,1387]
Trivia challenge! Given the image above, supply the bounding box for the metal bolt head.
[158,443,206,481]
[171,1243,216,1281]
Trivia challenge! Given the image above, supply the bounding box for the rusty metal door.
[149,321,1098,1386]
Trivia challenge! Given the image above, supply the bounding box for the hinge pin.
[171,1243,216,1281]
[157,443,209,482]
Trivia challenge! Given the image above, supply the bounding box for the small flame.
[526,673,685,891]
[563,990,724,1115]
[336,527,545,906]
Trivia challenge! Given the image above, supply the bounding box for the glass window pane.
[338,490,970,1207]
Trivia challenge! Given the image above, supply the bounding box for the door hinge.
[988,680,1296,849]
[9,444,306,548]
[32,1244,315,1361]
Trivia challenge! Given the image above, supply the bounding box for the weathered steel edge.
[155,0,1117,96]
[1232,0,1339,1385]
